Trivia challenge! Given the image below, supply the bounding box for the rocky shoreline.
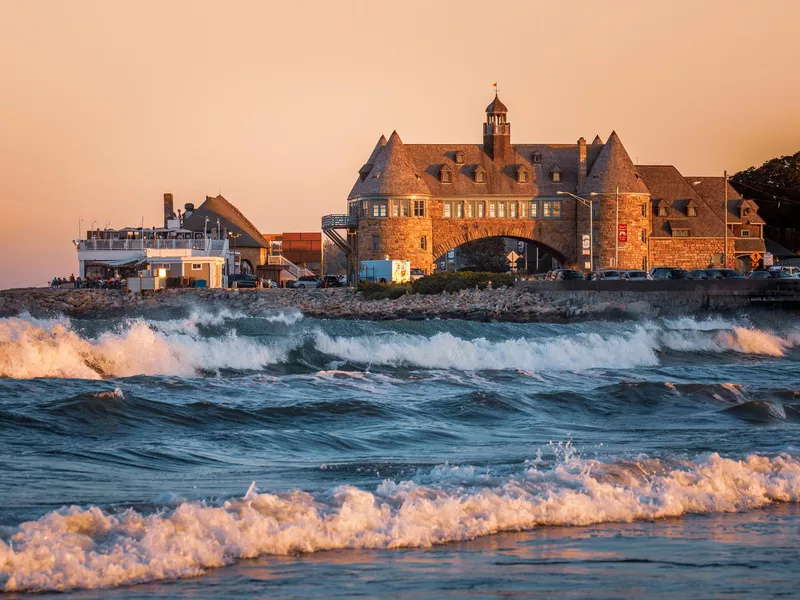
[0,287,662,323]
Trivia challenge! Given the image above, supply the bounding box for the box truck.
[359,260,411,283]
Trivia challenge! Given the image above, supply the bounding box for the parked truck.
[359,259,411,284]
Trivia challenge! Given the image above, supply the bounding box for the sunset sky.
[1,0,799,289]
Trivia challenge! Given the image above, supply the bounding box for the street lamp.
[557,191,593,271]
[228,232,241,274]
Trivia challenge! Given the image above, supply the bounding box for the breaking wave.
[3,451,800,592]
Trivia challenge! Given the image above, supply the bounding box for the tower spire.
[483,91,510,162]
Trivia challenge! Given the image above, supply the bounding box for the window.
[420,236,427,250]
[498,202,505,218]
[466,202,473,218]
[413,200,426,217]
[443,202,451,218]
[657,205,667,217]
[440,167,452,183]
[191,263,202,270]
[641,229,647,243]
[510,202,518,218]
[455,202,464,218]
[394,199,410,217]
[687,205,697,217]
[477,202,485,218]
[542,200,562,218]
[361,200,369,217]
[455,151,465,165]
[391,201,399,217]
[532,151,542,164]
[371,200,387,218]
[372,235,380,252]
[520,201,527,218]
[642,257,647,271]
[551,171,561,183]
[489,202,496,218]
[475,168,486,183]
[592,201,600,220]
[741,229,750,237]
[641,204,647,218]
[529,200,538,218]
[672,228,689,237]
[518,169,528,183]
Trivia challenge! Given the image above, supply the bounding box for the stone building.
[323,94,765,277]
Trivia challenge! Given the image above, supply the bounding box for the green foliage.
[411,272,514,295]
[357,282,412,301]
[732,151,800,251]
[457,238,511,273]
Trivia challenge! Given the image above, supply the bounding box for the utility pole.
[615,185,619,269]
[723,170,728,268]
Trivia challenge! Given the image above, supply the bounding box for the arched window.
[440,166,452,183]
[532,151,542,164]
[474,166,486,183]
[454,151,465,165]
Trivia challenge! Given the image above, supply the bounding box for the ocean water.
[1,308,800,598]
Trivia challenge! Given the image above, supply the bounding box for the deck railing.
[321,214,357,230]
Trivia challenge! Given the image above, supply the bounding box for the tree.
[458,237,510,273]
[731,151,800,252]
[323,239,348,275]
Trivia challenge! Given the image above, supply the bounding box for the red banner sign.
[618,223,628,243]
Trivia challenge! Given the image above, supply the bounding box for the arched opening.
[433,236,566,275]
[240,259,254,275]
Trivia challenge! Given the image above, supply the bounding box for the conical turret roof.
[579,131,649,196]
[364,134,387,166]
[356,131,431,197]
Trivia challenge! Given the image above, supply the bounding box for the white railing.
[267,254,314,278]
[77,238,210,252]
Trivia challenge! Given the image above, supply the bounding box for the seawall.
[1,280,799,323]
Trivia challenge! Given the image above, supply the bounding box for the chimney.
[577,137,587,189]
[163,193,174,228]
[183,203,194,220]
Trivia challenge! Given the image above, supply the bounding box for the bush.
[357,282,412,301]
[411,272,514,295]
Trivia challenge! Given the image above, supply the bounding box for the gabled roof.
[354,131,431,197]
[579,131,649,196]
[182,195,268,248]
[638,165,727,238]
[485,94,508,114]
[685,177,765,224]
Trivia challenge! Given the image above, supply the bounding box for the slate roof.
[182,195,268,248]
[486,94,508,114]
[638,165,727,237]
[351,131,431,198]
[735,238,767,253]
[579,131,649,196]
[685,177,765,224]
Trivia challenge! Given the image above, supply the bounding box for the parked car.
[591,269,622,281]
[687,269,712,280]
[289,276,320,289]
[650,267,688,280]
[768,266,800,278]
[748,270,774,279]
[228,273,262,288]
[711,269,746,279]
[410,268,425,281]
[320,275,342,288]
[622,270,650,281]
[551,269,586,281]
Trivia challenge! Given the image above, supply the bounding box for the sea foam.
[2,452,800,591]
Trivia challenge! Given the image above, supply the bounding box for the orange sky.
[1,0,799,289]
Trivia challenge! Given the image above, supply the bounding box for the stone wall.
[357,217,434,273]
[594,194,651,271]
[650,237,733,270]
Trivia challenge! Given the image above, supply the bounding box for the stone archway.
[431,219,573,267]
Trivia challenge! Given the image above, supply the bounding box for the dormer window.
[517,167,529,183]
[440,166,452,184]
[687,203,697,217]
[474,165,486,183]
[658,206,667,217]
[532,151,542,164]
[550,165,562,183]
[454,151,465,165]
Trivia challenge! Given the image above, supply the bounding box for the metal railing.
[322,214,358,230]
[267,254,315,278]
[77,238,210,251]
